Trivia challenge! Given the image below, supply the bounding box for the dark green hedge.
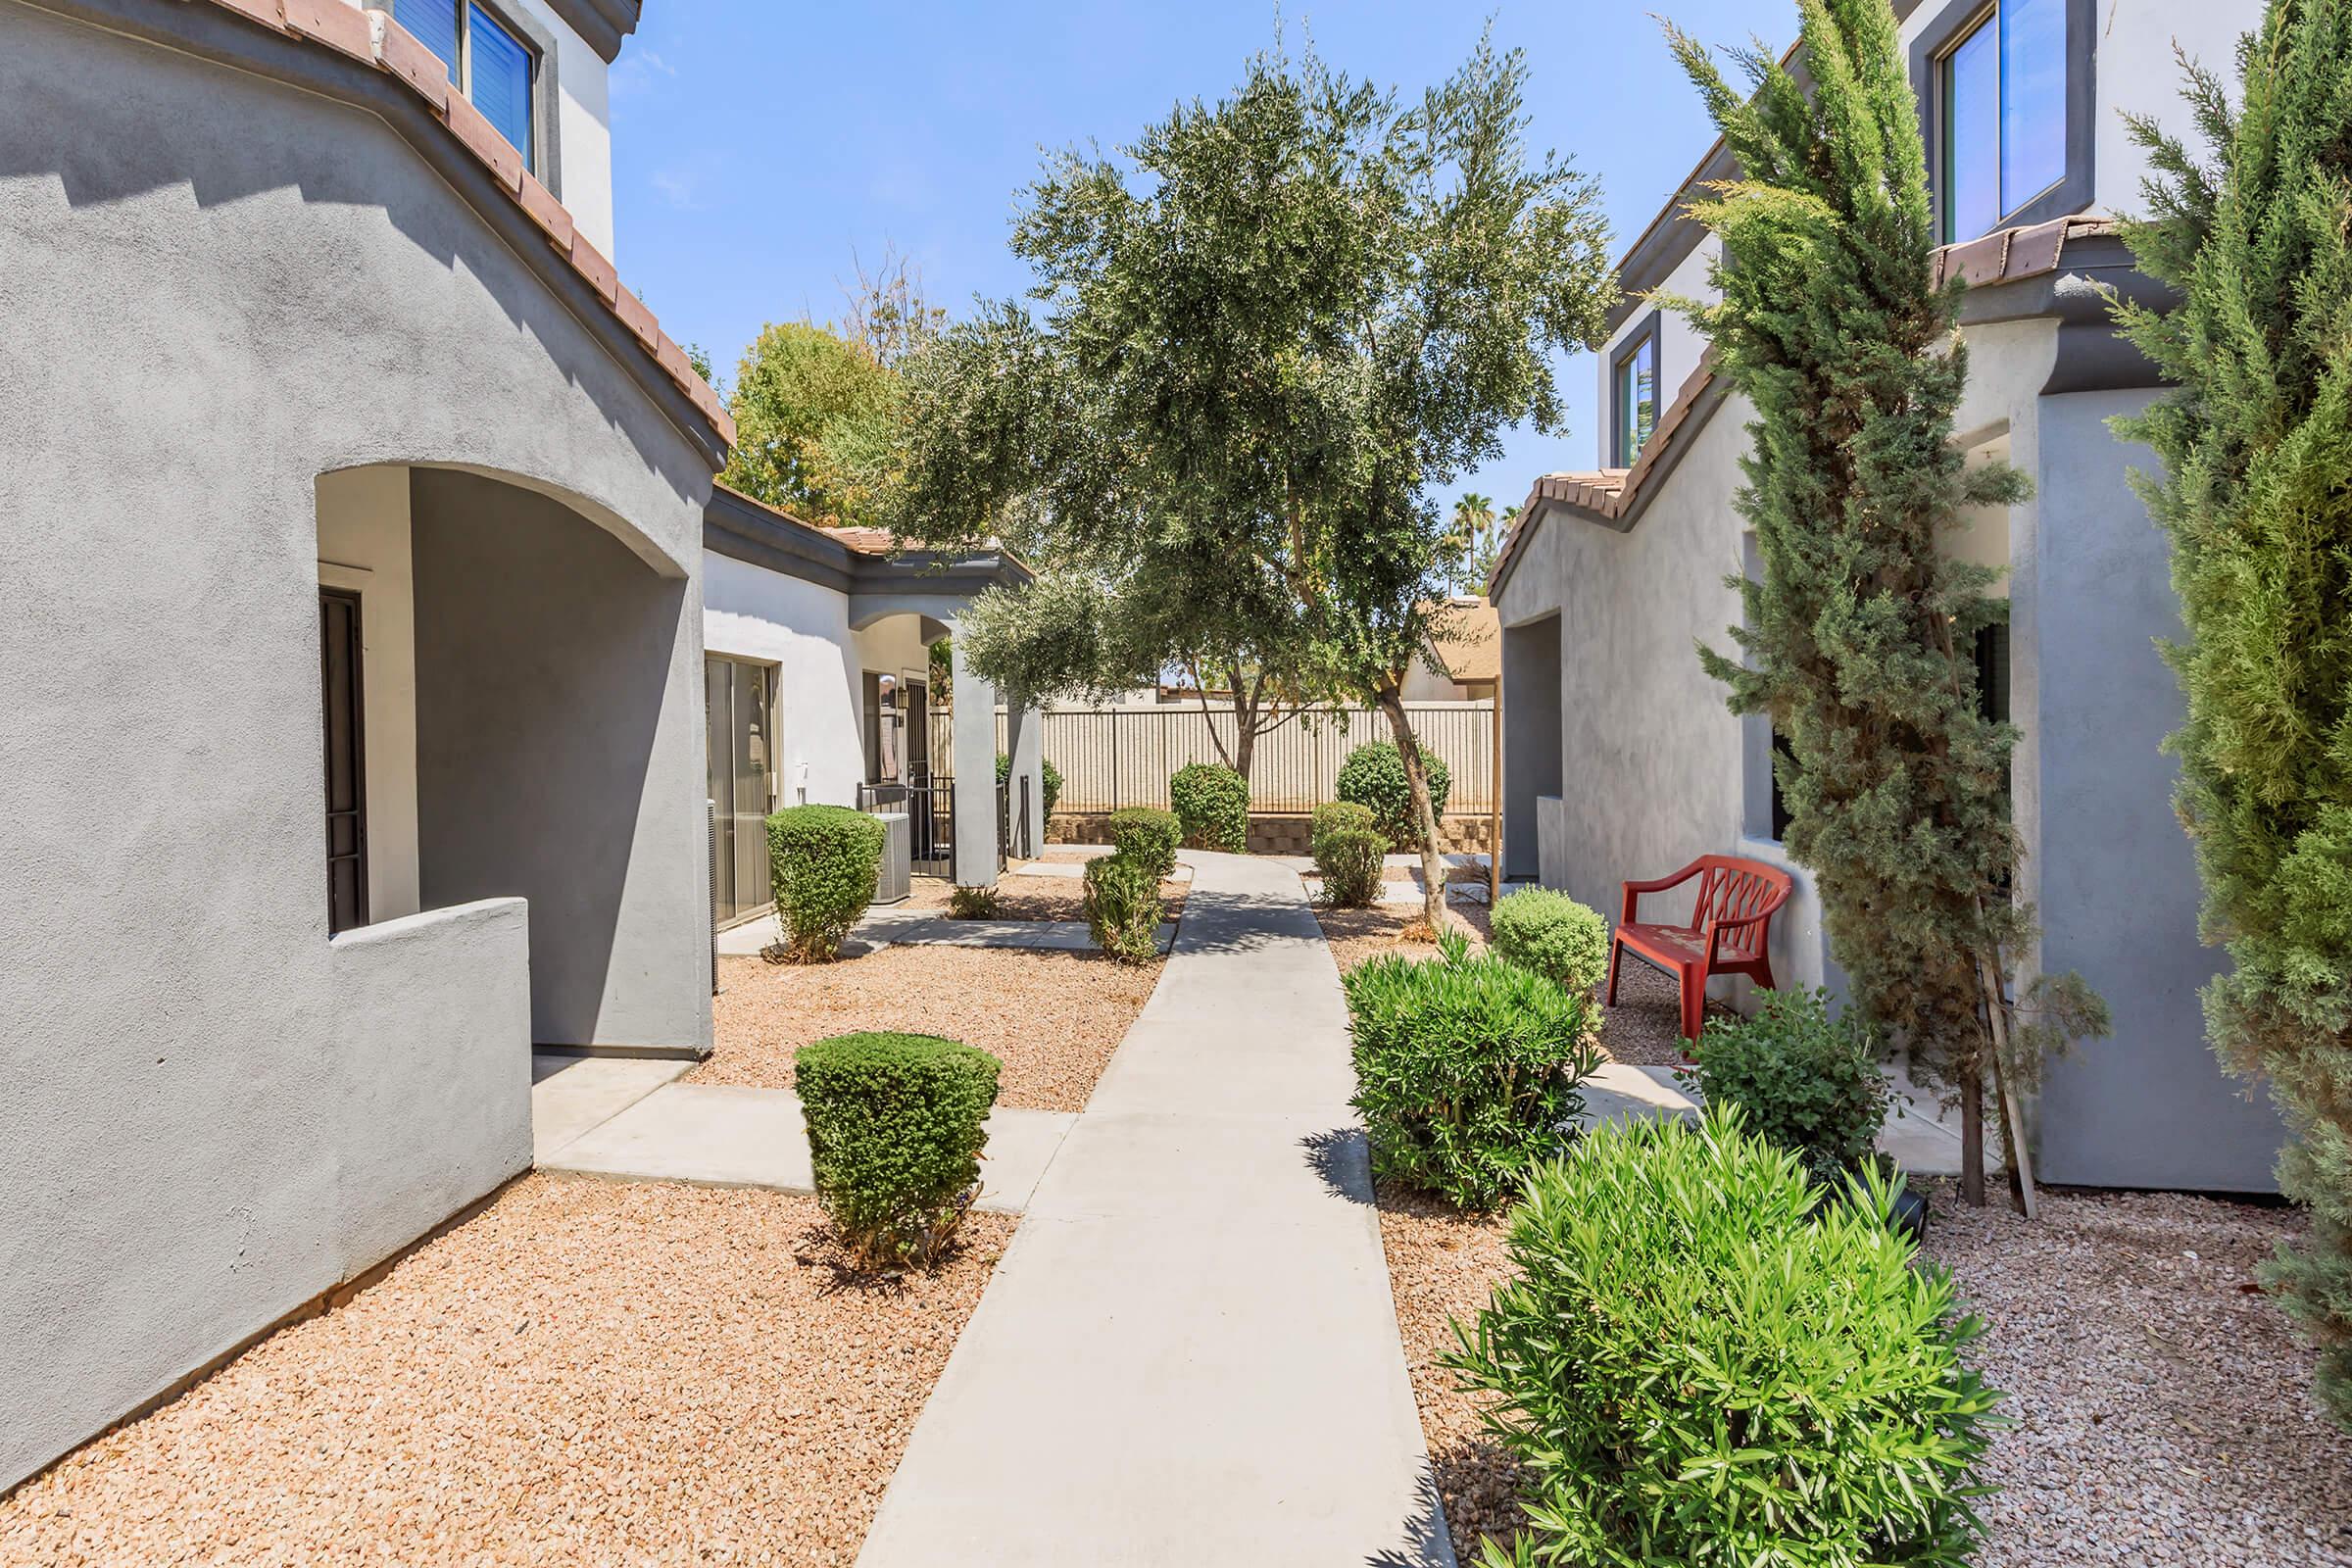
[1336,741,1451,850]
[765,805,884,961]
[1105,806,1180,879]
[1169,761,1250,852]
[795,1031,1001,1270]
[1083,853,1163,964]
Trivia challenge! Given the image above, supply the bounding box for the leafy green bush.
[1490,887,1610,996]
[1169,761,1250,852]
[1337,740,1452,849]
[996,752,1064,817]
[948,885,1002,919]
[1104,806,1181,879]
[765,805,884,961]
[1343,934,1599,1209]
[1448,1107,1998,1567]
[1312,808,1386,909]
[794,1032,1001,1270]
[1693,987,1890,1186]
[1083,853,1163,964]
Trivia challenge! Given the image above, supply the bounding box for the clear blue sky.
[610,0,1788,514]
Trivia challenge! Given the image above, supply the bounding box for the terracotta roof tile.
[190,0,733,451]
[829,526,899,556]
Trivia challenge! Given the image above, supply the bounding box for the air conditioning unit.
[870,810,911,905]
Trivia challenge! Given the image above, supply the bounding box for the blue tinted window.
[398,0,462,85]
[1941,17,1998,242]
[467,4,534,166]
[2000,0,2065,210]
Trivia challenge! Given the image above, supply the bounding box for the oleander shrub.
[765,805,884,962]
[1490,887,1610,996]
[1083,853,1163,964]
[1336,740,1451,849]
[1344,933,1599,1209]
[1448,1107,1998,1567]
[1311,803,1386,909]
[1170,761,1250,853]
[995,752,1065,817]
[947,885,1002,919]
[795,1032,1001,1270]
[1693,987,1890,1186]
[1105,806,1181,879]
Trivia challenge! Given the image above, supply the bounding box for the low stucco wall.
[0,4,714,1488]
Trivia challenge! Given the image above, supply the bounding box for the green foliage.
[1338,742,1452,850]
[1448,1107,2000,1567]
[1694,988,1890,1185]
[947,885,1001,919]
[1343,934,1600,1209]
[1664,0,2106,1194]
[1312,803,1387,908]
[1489,888,1609,996]
[721,321,898,526]
[2111,1,2352,1422]
[1083,854,1164,964]
[1170,762,1250,852]
[1104,807,1180,880]
[994,751,1064,818]
[1446,493,1502,594]
[765,806,884,962]
[795,1032,1000,1270]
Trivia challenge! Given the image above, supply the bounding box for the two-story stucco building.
[1492,0,2286,1194]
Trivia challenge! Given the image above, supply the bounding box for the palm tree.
[1446,492,1499,593]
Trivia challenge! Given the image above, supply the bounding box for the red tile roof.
[201,0,734,449]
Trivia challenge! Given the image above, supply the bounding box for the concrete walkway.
[1578,1060,1967,1176]
[858,851,1450,1567]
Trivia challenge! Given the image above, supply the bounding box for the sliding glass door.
[705,658,777,925]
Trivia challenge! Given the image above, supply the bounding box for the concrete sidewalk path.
[858,851,1452,1567]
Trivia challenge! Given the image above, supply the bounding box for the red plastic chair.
[1605,855,1793,1045]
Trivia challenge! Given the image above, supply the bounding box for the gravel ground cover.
[1376,1172,2352,1568]
[700,944,1157,1111]
[1311,902,1494,976]
[902,871,1191,923]
[0,1177,1014,1568]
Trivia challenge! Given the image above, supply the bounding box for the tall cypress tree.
[2113,0,2352,1424]
[1665,0,2105,1206]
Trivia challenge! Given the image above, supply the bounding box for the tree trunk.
[1229,662,1258,782]
[1374,681,1449,932]
[1979,952,2040,1219]
[1958,1072,1986,1207]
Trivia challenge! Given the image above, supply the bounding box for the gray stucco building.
[1492,0,2285,1194]
[0,0,746,1492]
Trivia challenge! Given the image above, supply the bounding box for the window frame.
[1911,0,2092,246]
[1607,310,1663,470]
[383,0,562,191]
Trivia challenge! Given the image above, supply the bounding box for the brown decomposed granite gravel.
[703,944,1157,1111]
[1377,1172,2352,1568]
[1312,902,1493,977]
[902,870,1191,924]
[0,1176,1014,1567]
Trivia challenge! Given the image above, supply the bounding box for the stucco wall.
[702,551,867,809]
[0,2,711,1490]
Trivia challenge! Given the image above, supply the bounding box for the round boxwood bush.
[1310,802,1386,909]
[1104,806,1181,879]
[765,805,884,961]
[1336,741,1451,850]
[995,752,1064,817]
[1491,886,1611,996]
[1693,986,1891,1187]
[795,1032,1001,1270]
[1083,853,1164,965]
[1169,761,1250,853]
[1343,933,1600,1209]
[1448,1107,1997,1565]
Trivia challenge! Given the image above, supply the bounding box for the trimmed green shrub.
[1448,1107,1998,1566]
[1310,800,1378,847]
[1490,887,1609,996]
[1312,815,1386,909]
[765,805,884,961]
[947,885,1002,919]
[1104,806,1181,879]
[1693,987,1890,1186]
[1083,853,1163,964]
[795,1032,1001,1270]
[1169,761,1250,853]
[995,752,1065,817]
[1343,933,1599,1209]
[1337,740,1451,849]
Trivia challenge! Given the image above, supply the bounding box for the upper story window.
[1932,0,2068,242]
[1610,314,1661,468]
[393,0,538,171]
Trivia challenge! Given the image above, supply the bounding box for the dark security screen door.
[320,587,368,934]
